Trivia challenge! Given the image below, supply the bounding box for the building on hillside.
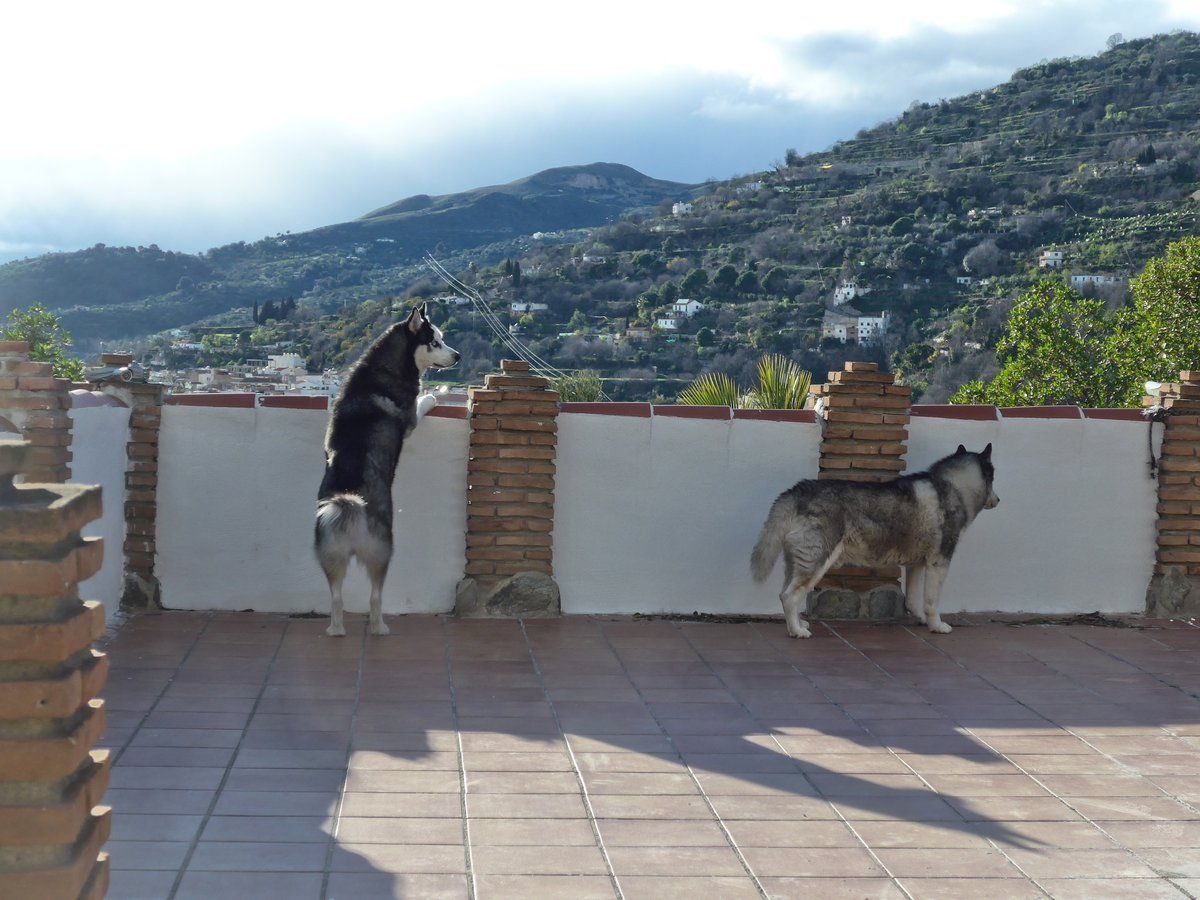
[624,325,652,342]
[1039,250,1065,268]
[671,298,704,317]
[821,306,892,347]
[265,352,305,373]
[855,311,892,346]
[511,302,549,314]
[672,202,694,216]
[655,314,682,331]
[1070,273,1124,290]
[832,281,870,306]
[956,276,974,286]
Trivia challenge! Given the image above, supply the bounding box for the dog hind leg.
[361,541,392,636]
[779,533,843,639]
[319,551,349,637]
[923,560,952,634]
[905,564,926,622]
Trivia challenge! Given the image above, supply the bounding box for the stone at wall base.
[1146,568,1200,616]
[120,573,162,613]
[808,585,907,620]
[455,572,561,618]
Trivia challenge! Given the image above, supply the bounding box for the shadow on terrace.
[99,609,1200,899]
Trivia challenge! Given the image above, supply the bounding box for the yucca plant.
[677,355,813,409]
[745,354,812,409]
[677,372,740,407]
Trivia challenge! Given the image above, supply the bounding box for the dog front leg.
[416,392,438,420]
[923,561,952,634]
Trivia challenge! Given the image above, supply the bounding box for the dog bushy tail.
[315,493,367,544]
[751,498,790,583]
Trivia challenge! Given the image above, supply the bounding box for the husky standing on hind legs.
[315,302,460,637]
[751,444,998,638]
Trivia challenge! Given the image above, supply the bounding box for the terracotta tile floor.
[98,612,1200,899]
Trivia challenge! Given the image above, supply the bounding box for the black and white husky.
[315,302,460,636]
[751,444,999,638]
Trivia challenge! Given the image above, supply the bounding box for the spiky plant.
[554,370,604,402]
[745,354,812,409]
[677,372,740,407]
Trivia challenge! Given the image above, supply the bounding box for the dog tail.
[315,493,367,543]
[751,498,790,583]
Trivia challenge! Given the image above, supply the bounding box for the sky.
[2,0,1198,263]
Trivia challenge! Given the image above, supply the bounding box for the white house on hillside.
[672,202,694,217]
[1070,274,1123,289]
[511,302,549,314]
[1039,250,1064,268]
[655,315,680,331]
[833,281,870,306]
[822,306,892,347]
[672,298,704,317]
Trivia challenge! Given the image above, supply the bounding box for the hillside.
[285,31,1200,399]
[0,163,697,343]
[5,32,1200,401]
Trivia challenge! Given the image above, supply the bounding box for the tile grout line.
[595,620,768,899]
[166,617,290,900]
[107,612,214,766]
[519,619,625,900]
[444,617,478,900]
[895,622,1187,892]
[690,621,915,900]
[319,623,369,899]
[818,621,1053,896]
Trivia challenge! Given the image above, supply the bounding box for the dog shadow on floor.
[100,611,1200,895]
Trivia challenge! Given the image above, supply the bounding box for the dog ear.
[956,444,966,455]
[406,305,423,334]
[981,442,993,460]
[420,301,429,318]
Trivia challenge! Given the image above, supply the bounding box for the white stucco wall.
[69,403,131,615]
[905,414,1158,614]
[554,412,823,614]
[156,407,467,614]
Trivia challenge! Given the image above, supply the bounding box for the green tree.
[1115,235,1200,399]
[951,282,1124,406]
[713,264,738,292]
[660,282,680,304]
[567,309,589,332]
[735,271,759,294]
[696,326,715,347]
[681,268,709,295]
[762,266,788,294]
[0,304,85,381]
[554,370,603,402]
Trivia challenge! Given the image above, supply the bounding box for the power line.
[423,254,611,400]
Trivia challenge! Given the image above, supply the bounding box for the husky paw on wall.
[752,444,998,638]
[314,303,460,637]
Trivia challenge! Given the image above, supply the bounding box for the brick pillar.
[809,361,912,618]
[455,360,561,617]
[1146,370,1200,615]
[90,354,165,611]
[0,437,110,899]
[0,341,73,483]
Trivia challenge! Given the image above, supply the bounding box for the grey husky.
[315,302,459,637]
[751,444,998,638]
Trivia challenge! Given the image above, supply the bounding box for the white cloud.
[1,1,1197,260]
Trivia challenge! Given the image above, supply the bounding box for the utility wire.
[423,254,610,400]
